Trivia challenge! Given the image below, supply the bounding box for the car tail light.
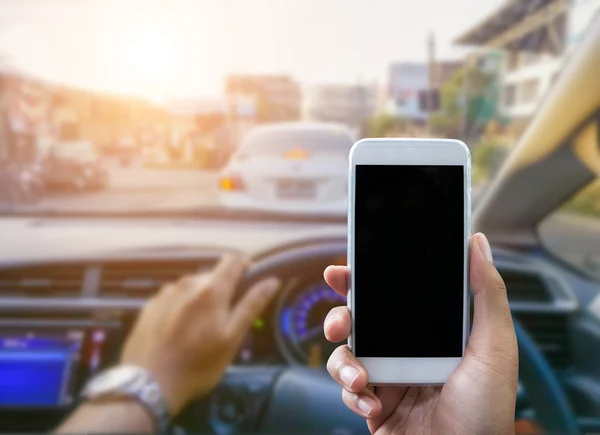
[220,174,246,191]
[284,148,309,159]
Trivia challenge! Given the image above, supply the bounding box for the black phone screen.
[353,165,464,358]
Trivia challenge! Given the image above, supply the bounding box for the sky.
[0,0,504,98]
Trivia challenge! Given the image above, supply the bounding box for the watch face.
[86,366,143,395]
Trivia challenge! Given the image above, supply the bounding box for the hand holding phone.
[324,233,518,435]
[348,138,470,383]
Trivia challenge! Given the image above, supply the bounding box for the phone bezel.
[347,138,471,385]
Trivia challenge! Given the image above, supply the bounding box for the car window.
[240,129,355,156]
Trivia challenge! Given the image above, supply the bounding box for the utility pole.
[460,57,470,142]
[427,31,435,133]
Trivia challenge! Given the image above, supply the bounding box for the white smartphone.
[347,138,471,385]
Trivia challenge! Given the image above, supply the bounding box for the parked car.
[219,122,354,215]
[0,162,45,205]
[42,140,108,192]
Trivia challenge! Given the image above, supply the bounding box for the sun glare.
[126,30,174,83]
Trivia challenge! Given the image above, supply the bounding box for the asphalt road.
[5,163,600,279]
[29,163,221,213]
[27,165,486,214]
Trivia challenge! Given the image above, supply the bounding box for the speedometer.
[276,281,346,366]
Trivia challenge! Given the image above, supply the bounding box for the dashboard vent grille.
[513,312,571,369]
[99,261,204,298]
[501,270,552,302]
[0,264,84,297]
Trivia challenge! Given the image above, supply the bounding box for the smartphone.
[347,138,470,385]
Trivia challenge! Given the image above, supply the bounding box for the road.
[27,163,221,213]
[5,163,600,278]
[28,165,485,213]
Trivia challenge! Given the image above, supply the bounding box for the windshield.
[0,0,597,217]
[240,127,355,156]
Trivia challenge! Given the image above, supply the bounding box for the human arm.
[56,254,280,434]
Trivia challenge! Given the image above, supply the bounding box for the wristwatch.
[80,365,172,433]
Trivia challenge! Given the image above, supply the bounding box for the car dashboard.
[0,220,593,432]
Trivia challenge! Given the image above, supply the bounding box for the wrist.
[57,399,155,434]
[81,365,172,432]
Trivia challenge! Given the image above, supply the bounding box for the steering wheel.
[176,242,580,435]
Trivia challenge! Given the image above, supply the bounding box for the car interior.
[1,5,600,435]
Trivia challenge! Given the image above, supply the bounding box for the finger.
[326,345,368,393]
[212,253,249,303]
[324,265,349,296]
[467,233,518,365]
[174,274,211,306]
[229,277,280,338]
[373,386,410,424]
[175,274,206,295]
[324,306,351,343]
[341,388,382,418]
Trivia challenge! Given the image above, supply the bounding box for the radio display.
[0,330,86,407]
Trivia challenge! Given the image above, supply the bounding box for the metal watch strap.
[122,370,171,433]
[81,366,172,433]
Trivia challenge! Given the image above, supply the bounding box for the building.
[387,63,429,121]
[0,69,55,162]
[224,75,302,123]
[387,61,463,121]
[0,67,169,164]
[304,84,377,131]
[455,0,600,124]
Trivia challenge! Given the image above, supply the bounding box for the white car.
[219,123,354,215]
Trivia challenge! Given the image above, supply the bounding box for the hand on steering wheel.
[324,233,518,435]
[121,254,280,415]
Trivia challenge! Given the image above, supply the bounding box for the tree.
[364,114,408,137]
[431,66,498,139]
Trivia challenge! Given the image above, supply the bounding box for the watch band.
[81,366,172,433]
[123,370,171,433]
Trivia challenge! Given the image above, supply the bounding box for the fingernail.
[260,277,280,295]
[340,365,359,389]
[324,310,340,330]
[358,396,376,416]
[477,233,493,263]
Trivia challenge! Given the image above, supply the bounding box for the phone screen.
[353,164,464,358]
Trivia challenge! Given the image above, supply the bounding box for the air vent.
[514,312,570,369]
[501,270,552,302]
[99,261,204,298]
[0,264,84,297]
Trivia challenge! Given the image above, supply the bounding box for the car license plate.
[277,179,316,199]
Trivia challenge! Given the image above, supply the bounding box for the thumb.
[229,277,280,338]
[467,233,518,366]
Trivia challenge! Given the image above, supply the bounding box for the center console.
[0,319,126,431]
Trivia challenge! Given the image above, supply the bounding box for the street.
[10,162,600,281]
[31,162,221,213]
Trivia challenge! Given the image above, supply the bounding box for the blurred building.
[387,61,462,121]
[0,70,54,162]
[224,75,302,123]
[304,84,377,132]
[388,63,429,121]
[167,98,232,167]
[455,0,600,125]
[0,67,169,163]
